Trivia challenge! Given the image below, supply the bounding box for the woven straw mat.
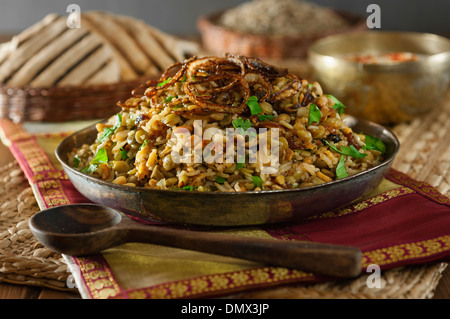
[0,88,449,298]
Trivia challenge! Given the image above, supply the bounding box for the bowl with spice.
[308,31,450,124]
[197,0,366,60]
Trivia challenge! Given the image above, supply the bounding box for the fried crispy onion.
[122,55,310,115]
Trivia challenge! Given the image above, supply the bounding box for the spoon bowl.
[29,203,363,278]
[30,204,124,256]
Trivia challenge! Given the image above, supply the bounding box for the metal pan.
[55,116,399,227]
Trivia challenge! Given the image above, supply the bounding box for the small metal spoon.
[29,203,362,278]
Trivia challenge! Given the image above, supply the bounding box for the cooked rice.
[68,55,385,192]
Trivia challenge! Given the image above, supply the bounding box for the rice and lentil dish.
[68,55,386,192]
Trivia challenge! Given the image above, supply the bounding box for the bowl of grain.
[308,31,450,124]
[197,0,367,60]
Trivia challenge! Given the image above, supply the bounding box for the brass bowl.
[55,116,399,227]
[308,31,450,124]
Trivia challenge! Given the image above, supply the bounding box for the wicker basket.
[197,10,367,60]
[0,78,149,123]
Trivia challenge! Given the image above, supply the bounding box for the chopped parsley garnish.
[326,94,346,115]
[363,135,386,154]
[81,165,97,174]
[214,176,226,184]
[98,113,122,142]
[120,147,128,160]
[139,139,149,150]
[236,155,246,170]
[232,117,252,131]
[323,140,367,159]
[81,148,108,174]
[336,155,348,179]
[246,95,262,115]
[91,147,108,164]
[257,114,275,121]
[175,185,197,191]
[73,155,80,168]
[157,77,172,86]
[308,103,321,125]
[251,175,263,188]
[164,96,177,102]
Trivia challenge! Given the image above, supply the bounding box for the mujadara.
[68,55,386,192]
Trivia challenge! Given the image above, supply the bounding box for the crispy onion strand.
[127,55,304,115]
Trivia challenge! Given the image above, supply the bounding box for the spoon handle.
[123,223,362,278]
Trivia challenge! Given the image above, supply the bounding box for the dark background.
[0,0,449,36]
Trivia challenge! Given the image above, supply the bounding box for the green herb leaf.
[73,155,80,168]
[326,94,346,115]
[363,135,386,154]
[323,140,367,159]
[157,77,172,86]
[257,114,275,121]
[80,148,108,174]
[246,95,262,115]
[308,104,321,125]
[120,147,128,160]
[236,155,245,170]
[232,118,252,131]
[164,96,177,102]
[251,175,263,188]
[214,176,226,184]
[174,185,197,191]
[139,139,149,150]
[99,113,122,142]
[91,147,108,164]
[81,164,97,174]
[336,155,348,179]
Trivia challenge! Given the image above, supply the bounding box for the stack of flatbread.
[0,11,199,88]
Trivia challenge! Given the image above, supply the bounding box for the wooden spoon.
[29,203,362,278]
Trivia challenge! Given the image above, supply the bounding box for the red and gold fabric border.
[71,235,450,299]
[0,118,33,146]
[71,255,123,299]
[387,169,450,206]
[362,235,450,269]
[0,119,81,209]
[308,186,415,220]
[71,254,317,299]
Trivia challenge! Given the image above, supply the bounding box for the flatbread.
[58,45,120,86]
[30,32,104,87]
[115,14,175,72]
[86,59,121,85]
[147,25,200,61]
[0,17,67,83]
[10,13,59,49]
[81,12,137,81]
[83,11,151,74]
[0,11,200,88]
[7,27,89,87]
[0,42,13,66]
